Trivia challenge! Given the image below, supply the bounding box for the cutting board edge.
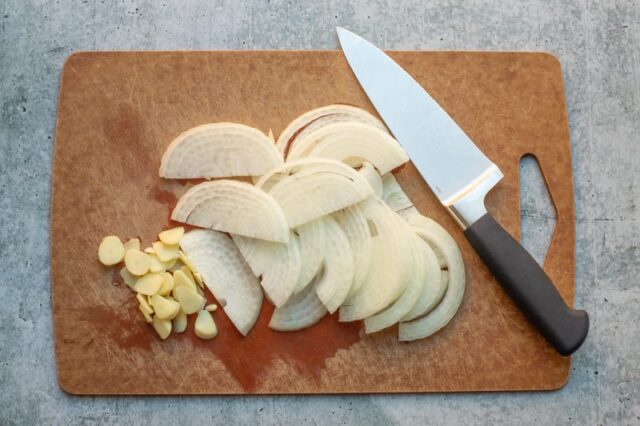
[51,50,575,395]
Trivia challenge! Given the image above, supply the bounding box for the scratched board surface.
[51,51,575,394]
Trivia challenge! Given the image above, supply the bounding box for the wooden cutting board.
[52,51,575,394]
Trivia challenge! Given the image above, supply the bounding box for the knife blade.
[338,27,589,355]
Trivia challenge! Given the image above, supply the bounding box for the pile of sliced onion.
[158,106,465,340]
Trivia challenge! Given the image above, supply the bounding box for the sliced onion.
[232,232,301,308]
[255,158,365,192]
[276,104,388,155]
[397,205,420,219]
[400,237,445,322]
[339,198,411,322]
[287,122,409,174]
[364,232,424,334]
[359,162,383,197]
[382,173,414,212]
[294,217,327,293]
[172,180,289,243]
[179,229,263,336]
[268,166,372,228]
[269,273,327,331]
[160,122,283,179]
[332,203,373,298]
[314,216,354,313]
[399,215,465,341]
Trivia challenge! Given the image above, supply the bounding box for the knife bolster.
[446,165,503,229]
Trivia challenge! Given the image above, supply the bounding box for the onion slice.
[294,217,327,293]
[255,158,367,192]
[398,215,465,341]
[382,173,414,212]
[268,165,372,228]
[287,122,409,174]
[400,236,445,322]
[332,203,373,298]
[314,216,355,313]
[339,198,412,322]
[276,104,388,155]
[364,232,425,334]
[269,274,327,331]
[232,232,301,308]
[359,162,383,197]
[172,180,289,243]
[160,122,283,179]
[179,229,263,336]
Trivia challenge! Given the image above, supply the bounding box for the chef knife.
[337,27,589,356]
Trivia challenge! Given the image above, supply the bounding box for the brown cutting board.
[52,51,575,394]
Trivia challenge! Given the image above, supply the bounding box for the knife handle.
[464,213,589,356]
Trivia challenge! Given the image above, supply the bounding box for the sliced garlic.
[178,251,197,273]
[205,304,217,312]
[195,310,218,340]
[150,294,180,320]
[173,286,205,315]
[173,310,187,333]
[149,254,176,273]
[123,238,141,252]
[119,267,138,290]
[144,247,155,254]
[153,241,180,262]
[193,272,204,288]
[134,273,163,295]
[173,269,197,292]
[98,236,125,266]
[158,272,174,296]
[159,227,184,246]
[137,293,154,314]
[138,304,153,323]
[125,249,151,276]
[152,316,172,340]
[179,265,195,284]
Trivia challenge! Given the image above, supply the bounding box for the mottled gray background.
[1,0,638,424]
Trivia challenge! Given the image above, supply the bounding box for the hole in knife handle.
[519,154,557,266]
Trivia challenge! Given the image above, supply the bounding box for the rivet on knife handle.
[464,213,589,355]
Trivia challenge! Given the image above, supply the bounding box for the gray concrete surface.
[1,0,638,424]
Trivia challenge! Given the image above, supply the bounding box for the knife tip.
[336,27,357,47]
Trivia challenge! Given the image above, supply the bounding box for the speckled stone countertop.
[1,1,638,424]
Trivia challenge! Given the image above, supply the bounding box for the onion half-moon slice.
[269,273,327,331]
[172,180,290,243]
[160,122,283,179]
[232,232,301,308]
[179,229,262,336]
[294,217,327,293]
[276,104,388,155]
[339,198,412,322]
[268,166,372,228]
[399,215,465,341]
[287,122,409,174]
[314,216,355,314]
[382,173,414,212]
[332,203,373,298]
[401,236,446,322]
[359,162,383,197]
[400,239,445,322]
[255,158,368,192]
[364,232,425,334]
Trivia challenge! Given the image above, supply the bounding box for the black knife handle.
[464,213,589,355]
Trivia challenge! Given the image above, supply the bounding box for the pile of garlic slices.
[160,105,466,342]
[98,228,219,341]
